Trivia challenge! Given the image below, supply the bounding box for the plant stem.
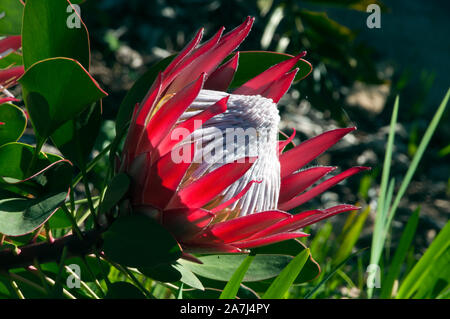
[0,228,104,271]
[65,196,100,207]
[80,255,106,297]
[9,278,25,299]
[64,265,100,299]
[26,137,46,177]
[100,253,153,299]
[72,143,112,187]
[61,204,84,240]
[33,259,51,294]
[81,166,99,228]
[27,268,77,299]
[8,271,47,295]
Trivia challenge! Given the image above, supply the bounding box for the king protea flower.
[120,17,369,253]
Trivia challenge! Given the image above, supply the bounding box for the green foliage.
[397,220,450,299]
[98,173,130,215]
[0,103,26,147]
[262,249,310,299]
[102,214,182,268]
[0,0,23,35]
[180,254,293,283]
[20,57,107,141]
[0,52,22,68]
[219,254,255,299]
[334,206,370,264]
[22,0,90,70]
[0,159,72,236]
[0,0,447,302]
[369,89,450,297]
[380,207,420,298]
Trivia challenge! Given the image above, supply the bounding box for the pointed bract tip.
[215,95,230,113]
[336,126,357,136]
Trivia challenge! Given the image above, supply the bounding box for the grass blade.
[304,249,366,299]
[384,88,450,239]
[369,89,449,297]
[262,249,310,299]
[177,283,184,299]
[334,206,370,264]
[219,254,255,299]
[368,95,399,297]
[397,220,450,298]
[380,206,420,298]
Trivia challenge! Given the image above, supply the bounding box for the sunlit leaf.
[22,0,90,69]
[0,103,26,147]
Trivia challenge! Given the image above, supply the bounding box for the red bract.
[0,36,24,92]
[121,17,369,253]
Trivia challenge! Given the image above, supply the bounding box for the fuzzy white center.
[179,89,281,216]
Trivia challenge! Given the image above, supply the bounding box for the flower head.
[121,17,369,253]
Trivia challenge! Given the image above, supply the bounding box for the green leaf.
[304,248,366,299]
[229,51,312,89]
[140,262,204,290]
[309,222,333,263]
[0,159,72,236]
[0,0,23,35]
[139,263,182,283]
[334,206,370,264]
[0,103,26,147]
[0,52,23,68]
[47,208,72,229]
[385,89,450,243]
[51,102,102,169]
[219,254,255,299]
[0,142,61,194]
[99,173,130,215]
[370,88,450,297]
[380,207,420,298]
[22,0,90,69]
[397,220,450,299]
[252,239,320,283]
[182,283,258,299]
[105,282,146,299]
[0,277,12,298]
[19,57,107,140]
[40,256,110,283]
[262,249,310,299]
[173,263,204,291]
[298,10,354,41]
[140,261,205,290]
[180,254,292,283]
[102,214,182,268]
